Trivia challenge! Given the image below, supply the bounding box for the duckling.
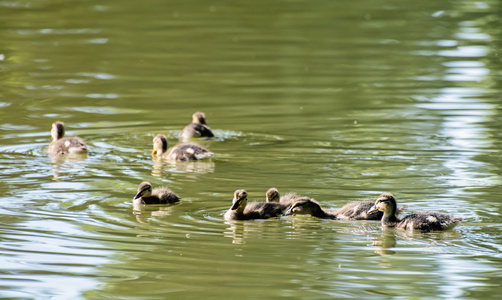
[263,187,294,213]
[224,189,286,221]
[367,193,462,232]
[283,198,401,220]
[152,134,214,161]
[133,181,180,205]
[265,187,309,208]
[283,198,336,219]
[178,112,214,140]
[48,121,88,155]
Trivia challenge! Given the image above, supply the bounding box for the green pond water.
[1,0,502,299]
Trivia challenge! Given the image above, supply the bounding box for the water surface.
[1,0,502,299]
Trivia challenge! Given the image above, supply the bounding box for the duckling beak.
[133,191,144,200]
[283,206,293,216]
[230,199,242,210]
[367,204,379,215]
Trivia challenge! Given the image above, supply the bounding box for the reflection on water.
[1,0,502,299]
[50,153,88,180]
[133,204,177,223]
[372,230,397,256]
[152,158,215,176]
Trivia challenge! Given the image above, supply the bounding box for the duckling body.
[225,189,285,221]
[178,112,214,140]
[368,193,462,232]
[164,143,214,161]
[133,181,180,205]
[153,134,214,161]
[48,121,88,155]
[280,193,310,208]
[283,198,337,219]
[332,201,384,220]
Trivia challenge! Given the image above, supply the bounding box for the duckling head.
[230,189,248,212]
[266,187,280,202]
[284,198,322,216]
[192,112,208,125]
[152,134,168,155]
[51,121,65,141]
[368,193,397,215]
[134,181,153,199]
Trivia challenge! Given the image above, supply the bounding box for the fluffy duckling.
[48,121,88,155]
[224,189,286,221]
[283,198,336,219]
[367,193,462,232]
[178,112,214,140]
[265,187,309,208]
[283,198,399,220]
[133,181,180,205]
[152,134,214,161]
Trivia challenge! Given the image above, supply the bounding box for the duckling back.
[165,144,214,161]
[280,192,307,207]
[397,212,462,232]
[333,201,383,220]
[245,201,287,219]
[151,187,181,204]
[179,123,214,140]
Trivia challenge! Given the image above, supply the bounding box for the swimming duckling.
[133,181,180,205]
[224,189,286,221]
[178,112,214,140]
[265,187,309,208]
[367,193,462,232]
[283,198,336,219]
[152,134,214,161]
[48,121,88,155]
[283,198,399,220]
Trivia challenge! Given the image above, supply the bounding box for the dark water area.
[1,0,502,299]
